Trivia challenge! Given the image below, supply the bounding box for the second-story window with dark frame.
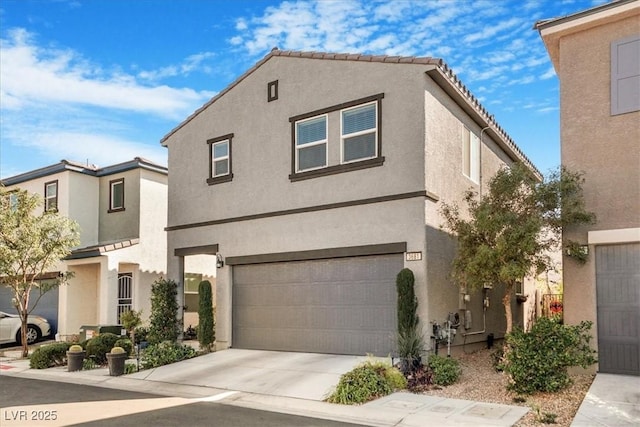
[289,93,384,182]
[109,178,125,212]
[207,133,234,185]
[44,180,58,212]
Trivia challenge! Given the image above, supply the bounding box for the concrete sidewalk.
[571,373,640,427]
[1,348,529,426]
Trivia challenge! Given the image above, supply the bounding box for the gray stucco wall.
[164,55,527,352]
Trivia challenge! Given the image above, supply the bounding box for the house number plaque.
[405,252,422,261]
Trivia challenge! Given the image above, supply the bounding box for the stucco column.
[215,265,231,350]
[98,256,119,325]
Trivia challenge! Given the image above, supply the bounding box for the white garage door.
[232,254,403,356]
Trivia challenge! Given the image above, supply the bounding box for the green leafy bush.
[124,363,138,375]
[396,268,424,374]
[327,360,406,405]
[134,326,149,344]
[148,278,179,344]
[82,358,97,370]
[198,280,215,352]
[30,343,71,369]
[504,317,597,394]
[428,355,461,386]
[114,338,133,355]
[141,341,197,369]
[86,333,120,365]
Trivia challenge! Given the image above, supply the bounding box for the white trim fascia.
[588,227,640,245]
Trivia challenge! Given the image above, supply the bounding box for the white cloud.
[540,67,556,80]
[0,28,213,120]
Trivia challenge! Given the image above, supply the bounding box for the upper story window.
[44,180,58,212]
[289,93,384,182]
[296,115,328,171]
[611,35,640,116]
[109,178,125,212]
[342,102,377,163]
[462,127,480,184]
[207,133,234,185]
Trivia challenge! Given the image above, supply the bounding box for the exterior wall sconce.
[216,253,224,268]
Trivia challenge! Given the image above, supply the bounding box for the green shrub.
[504,317,597,394]
[30,343,71,369]
[198,280,215,352]
[428,354,461,386]
[124,363,138,375]
[148,278,179,344]
[120,309,142,343]
[114,338,133,355]
[326,360,406,405]
[82,358,97,370]
[134,326,149,344]
[141,341,197,369]
[396,268,424,374]
[86,333,120,365]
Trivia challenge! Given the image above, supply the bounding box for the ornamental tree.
[197,280,215,352]
[440,163,594,334]
[0,187,80,357]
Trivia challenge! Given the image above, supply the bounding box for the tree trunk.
[20,314,29,358]
[503,282,514,334]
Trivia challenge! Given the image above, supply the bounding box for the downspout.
[479,125,491,196]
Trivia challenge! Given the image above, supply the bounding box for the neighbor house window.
[7,192,19,211]
[109,178,125,212]
[289,93,384,181]
[207,133,234,185]
[462,127,480,183]
[341,102,377,163]
[611,35,640,116]
[44,180,58,212]
[295,115,328,172]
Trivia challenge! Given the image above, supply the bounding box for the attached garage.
[232,253,403,356]
[595,243,640,376]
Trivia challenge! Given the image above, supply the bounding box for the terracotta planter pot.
[67,351,86,372]
[107,352,128,376]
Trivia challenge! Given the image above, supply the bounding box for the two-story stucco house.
[161,49,540,356]
[536,0,640,376]
[1,158,169,339]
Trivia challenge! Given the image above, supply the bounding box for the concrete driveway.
[128,349,371,401]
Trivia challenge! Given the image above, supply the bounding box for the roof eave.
[425,66,542,180]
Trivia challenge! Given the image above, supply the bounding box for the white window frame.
[212,140,230,177]
[44,181,58,212]
[109,178,125,211]
[462,127,480,184]
[340,101,378,164]
[295,114,328,172]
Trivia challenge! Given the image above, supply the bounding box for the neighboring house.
[161,49,540,356]
[536,0,640,376]
[0,158,169,339]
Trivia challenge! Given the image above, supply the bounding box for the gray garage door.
[0,286,59,335]
[232,254,403,356]
[596,243,640,376]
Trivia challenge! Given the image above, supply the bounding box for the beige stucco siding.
[559,14,640,336]
[68,173,99,247]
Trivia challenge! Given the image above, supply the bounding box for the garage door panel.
[596,243,640,376]
[232,254,402,356]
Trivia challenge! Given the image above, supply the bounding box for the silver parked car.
[0,311,52,345]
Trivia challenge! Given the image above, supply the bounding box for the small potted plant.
[67,344,86,372]
[106,346,128,376]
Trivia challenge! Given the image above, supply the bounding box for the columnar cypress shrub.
[197,280,215,352]
[148,278,179,344]
[396,268,418,336]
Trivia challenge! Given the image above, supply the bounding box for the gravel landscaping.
[421,348,595,426]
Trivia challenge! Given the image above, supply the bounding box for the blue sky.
[0,0,606,179]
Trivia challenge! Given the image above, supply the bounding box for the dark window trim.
[289,93,385,181]
[175,244,219,257]
[166,190,427,231]
[108,178,125,213]
[226,242,407,266]
[267,80,278,102]
[44,180,58,212]
[207,133,234,185]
